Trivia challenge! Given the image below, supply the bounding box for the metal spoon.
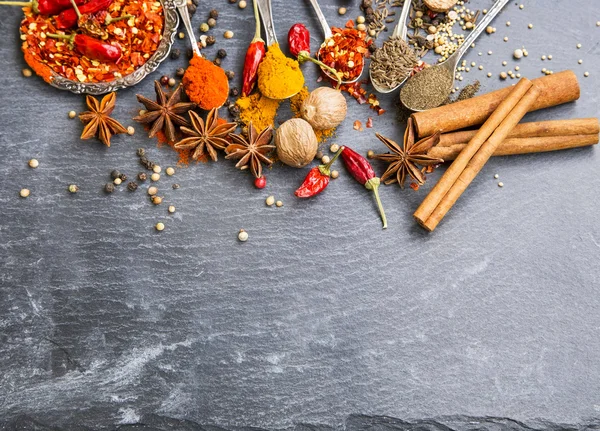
[174,0,229,107]
[307,0,364,84]
[369,0,412,94]
[401,0,509,112]
[255,0,301,98]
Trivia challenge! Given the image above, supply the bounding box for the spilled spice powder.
[236,92,281,133]
[290,86,336,143]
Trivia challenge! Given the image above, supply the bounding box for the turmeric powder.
[257,43,304,100]
[236,92,281,133]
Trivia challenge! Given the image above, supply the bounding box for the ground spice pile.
[20,0,163,83]
[236,92,281,133]
[183,54,229,109]
[257,43,304,100]
[400,66,453,111]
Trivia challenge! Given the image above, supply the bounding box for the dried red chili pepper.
[287,23,341,89]
[241,0,265,96]
[295,146,344,198]
[0,0,85,15]
[47,32,122,62]
[55,0,112,29]
[340,146,387,229]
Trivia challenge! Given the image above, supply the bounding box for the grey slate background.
[1,0,599,429]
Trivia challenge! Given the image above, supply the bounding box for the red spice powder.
[183,55,229,110]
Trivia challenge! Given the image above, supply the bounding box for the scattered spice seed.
[153,165,161,173]
[209,8,218,18]
[331,170,339,179]
[578,59,583,64]
[152,196,162,205]
[160,75,169,85]
[20,188,30,198]
[498,182,504,187]
[494,174,499,179]
[138,172,147,181]
[172,183,180,189]
[171,49,181,60]
[265,195,275,206]
[104,183,115,193]
[528,23,533,29]
[276,200,283,207]
[28,159,39,168]
[176,67,185,77]
[500,71,507,79]
[155,222,165,231]
[168,78,176,87]
[168,205,176,213]
[151,173,160,181]
[127,126,135,135]
[330,143,340,153]
[68,184,79,193]
[584,72,589,77]
[166,167,175,176]
[577,43,582,49]
[200,23,209,32]
[238,229,249,241]
[238,0,246,7]
[68,110,77,119]
[127,182,138,191]
[338,7,346,15]
[206,35,216,45]
[207,18,216,27]
[113,178,122,185]
[367,150,374,158]
[119,173,128,182]
[178,32,185,39]
[111,170,121,180]
[22,68,32,77]
[148,186,158,195]
[224,30,234,39]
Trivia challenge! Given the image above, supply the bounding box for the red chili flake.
[353,120,363,131]
[410,183,420,191]
[366,117,373,128]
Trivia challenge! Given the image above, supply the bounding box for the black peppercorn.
[127,182,138,191]
[110,169,121,179]
[104,183,115,193]
[217,49,227,59]
[229,87,239,97]
[138,172,147,181]
[209,9,218,19]
[172,183,180,189]
[213,58,222,66]
[119,173,128,181]
[137,148,145,157]
[160,75,169,85]
[206,35,216,45]
[187,3,196,14]
[187,48,193,59]
[368,44,376,53]
[225,70,235,80]
[170,48,181,60]
[228,104,240,116]
[175,67,185,77]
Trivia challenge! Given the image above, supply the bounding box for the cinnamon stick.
[411,70,580,138]
[437,118,599,147]
[429,134,599,160]
[414,79,540,232]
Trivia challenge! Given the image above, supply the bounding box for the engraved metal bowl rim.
[25,0,179,95]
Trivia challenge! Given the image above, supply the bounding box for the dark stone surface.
[0,0,599,429]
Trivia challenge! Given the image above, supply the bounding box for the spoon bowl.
[401,0,509,112]
[369,0,412,94]
[307,0,364,85]
[175,0,229,107]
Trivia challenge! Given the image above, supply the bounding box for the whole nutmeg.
[301,87,347,130]
[423,0,457,12]
[275,118,318,168]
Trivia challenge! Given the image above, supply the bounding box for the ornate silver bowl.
[41,0,179,94]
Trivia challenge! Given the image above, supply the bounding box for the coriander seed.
[127,126,135,135]
[28,159,39,168]
[113,178,122,185]
[331,170,339,179]
[20,188,30,198]
[519,4,523,9]
[166,167,175,176]
[104,183,115,193]
[155,222,165,231]
[68,184,79,193]
[22,68,32,77]
[330,143,340,153]
[153,165,161,173]
[224,30,234,39]
[238,0,246,7]
[238,229,248,242]
[148,186,158,195]
[276,200,283,207]
[68,110,77,119]
[266,196,275,206]
[500,72,507,79]
[357,23,366,31]
[321,155,331,164]
[367,150,374,158]
[151,173,160,181]
[168,205,176,213]
[338,7,346,15]
[152,196,162,205]
[178,31,185,39]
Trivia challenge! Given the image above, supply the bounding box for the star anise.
[225,123,274,179]
[79,92,127,147]
[133,81,196,143]
[174,108,237,161]
[372,117,443,188]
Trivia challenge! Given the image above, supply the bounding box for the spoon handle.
[307,0,333,40]
[454,0,509,61]
[255,0,277,45]
[391,0,411,40]
[176,0,201,57]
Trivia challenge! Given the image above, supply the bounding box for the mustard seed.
[148,186,158,195]
[276,200,283,207]
[238,229,248,241]
[127,126,135,135]
[151,173,160,181]
[68,110,77,119]
[152,196,162,205]
[68,184,79,193]
[28,159,39,168]
[224,30,234,39]
[20,188,30,198]
[330,143,340,153]
[331,170,339,179]
[265,195,275,206]
[155,222,165,231]
[168,205,176,213]
[153,165,161,173]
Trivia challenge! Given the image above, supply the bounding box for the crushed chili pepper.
[294,146,344,198]
[20,0,163,83]
[54,0,112,29]
[0,0,86,16]
[318,26,370,82]
[340,146,387,229]
[241,0,265,96]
